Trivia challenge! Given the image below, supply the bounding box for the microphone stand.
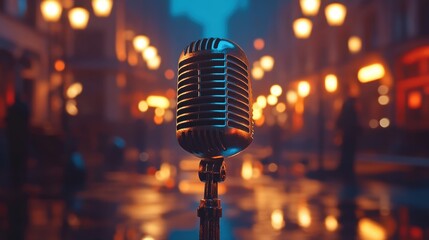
[197,158,225,240]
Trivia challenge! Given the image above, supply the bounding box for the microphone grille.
[177,40,251,133]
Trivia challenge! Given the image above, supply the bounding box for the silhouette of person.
[336,97,360,181]
[5,94,30,188]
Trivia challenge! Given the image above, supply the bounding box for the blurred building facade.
[275,0,429,157]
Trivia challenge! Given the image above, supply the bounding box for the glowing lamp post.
[348,36,362,54]
[324,74,338,93]
[68,7,90,29]
[297,81,311,97]
[143,46,158,61]
[300,0,321,16]
[325,3,347,26]
[40,0,63,22]
[133,35,150,52]
[92,0,113,17]
[293,18,313,39]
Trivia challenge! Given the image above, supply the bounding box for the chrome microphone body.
[176,38,253,159]
[176,38,253,240]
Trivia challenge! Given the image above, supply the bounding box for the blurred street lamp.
[270,84,283,97]
[68,7,90,29]
[253,38,265,50]
[138,100,148,112]
[147,55,161,70]
[66,82,83,98]
[358,63,385,83]
[325,3,347,26]
[133,35,150,52]
[40,0,63,22]
[251,66,264,80]
[147,95,169,109]
[66,99,78,116]
[324,74,338,93]
[143,46,157,61]
[286,90,298,105]
[348,36,362,54]
[293,18,313,39]
[267,95,278,106]
[260,55,275,71]
[256,95,267,108]
[297,81,310,97]
[300,0,321,16]
[275,103,286,113]
[92,0,113,17]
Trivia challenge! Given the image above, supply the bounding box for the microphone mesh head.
[176,38,253,159]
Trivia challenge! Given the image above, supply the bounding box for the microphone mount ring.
[197,158,226,240]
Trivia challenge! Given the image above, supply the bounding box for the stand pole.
[197,158,225,240]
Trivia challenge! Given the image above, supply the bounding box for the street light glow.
[300,0,321,16]
[271,209,285,230]
[297,81,310,97]
[92,0,113,17]
[348,36,362,54]
[324,74,338,93]
[40,0,62,22]
[267,95,278,106]
[133,35,150,52]
[256,95,267,108]
[293,18,313,39]
[138,100,149,112]
[66,100,78,116]
[325,3,347,26]
[253,38,265,50]
[275,103,286,113]
[379,118,390,128]
[325,215,338,232]
[147,95,170,109]
[147,55,161,70]
[66,82,83,99]
[143,46,158,61]
[270,84,283,97]
[358,63,385,83]
[286,90,298,104]
[378,95,390,105]
[260,55,275,71]
[68,7,90,30]
[251,66,264,80]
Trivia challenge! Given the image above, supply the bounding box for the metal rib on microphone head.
[176,38,253,159]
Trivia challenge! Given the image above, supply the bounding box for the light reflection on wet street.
[3,152,428,240]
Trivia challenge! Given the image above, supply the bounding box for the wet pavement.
[1,152,429,240]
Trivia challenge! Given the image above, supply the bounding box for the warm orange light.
[147,95,170,109]
[252,108,262,121]
[164,69,175,80]
[255,115,265,126]
[68,7,90,30]
[408,91,422,109]
[54,59,65,72]
[286,90,298,104]
[154,115,163,125]
[298,205,311,228]
[40,0,62,22]
[253,38,265,50]
[358,218,387,240]
[133,35,150,52]
[147,56,161,70]
[358,63,385,83]
[297,81,310,97]
[379,118,390,128]
[66,82,83,99]
[256,95,267,108]
[143,46,157,61]
[251,67,264,80]
[275,103,286,113]
[260,55,275,71]
[154,107,165,117]
[300,0,321,16]
[91,0,113,17]
[348,36,362,54]
[138,100,148,112]
[324,74,338,93]
[66,100,78,116]
[270,84,283,97]
[166,88,176,99]
[164,109,174,122]
[325,3,347,26]
[378,95,389,105]
[271,209,285,230]
[267,95,278,106]
[241,159,253,180]
[325,215,338,232]
[293,18,313,39]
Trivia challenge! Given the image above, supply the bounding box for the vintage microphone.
[176,38,253,240]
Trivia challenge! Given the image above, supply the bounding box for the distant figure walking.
[5,95,30,188]
[336,97,360,180]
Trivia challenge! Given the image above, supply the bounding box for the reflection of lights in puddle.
[358,218,386,240]
[298,205,311,228]
[271,209,285,230]
[325,215,338,232]
[179,180,226,194]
